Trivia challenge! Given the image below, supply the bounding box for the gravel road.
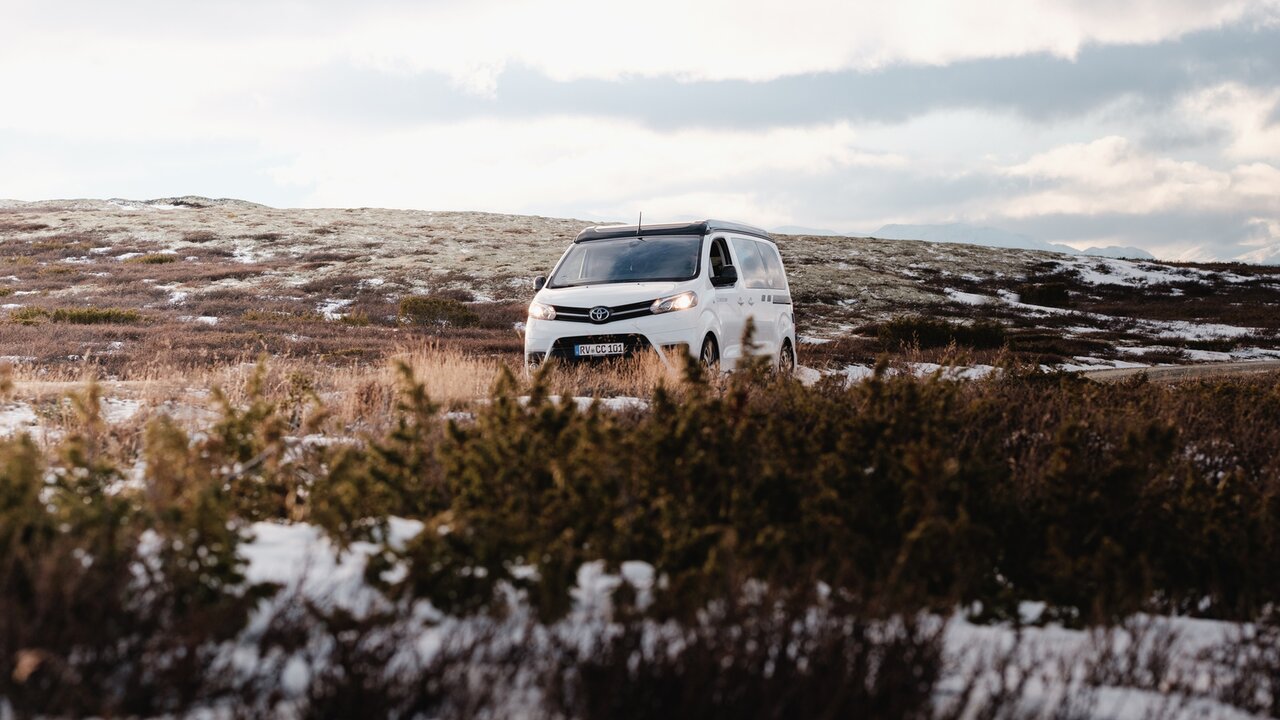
[1084,361,1280,383]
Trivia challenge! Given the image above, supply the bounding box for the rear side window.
[730,237,769,289]
[756,241,788,290]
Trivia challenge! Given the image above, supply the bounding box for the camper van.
[524,220,795,373]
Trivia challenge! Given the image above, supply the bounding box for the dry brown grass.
[3,344,683,444]
[538,350,681,397]
[290,344,677,421]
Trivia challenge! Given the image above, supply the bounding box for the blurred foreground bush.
[3,359,1280,715]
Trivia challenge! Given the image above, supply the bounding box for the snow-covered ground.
[216,517,1270,719]
[1058,256,1253,288]
[836,362,999,383]
[943,282,1280,364]
[0,401,40,438]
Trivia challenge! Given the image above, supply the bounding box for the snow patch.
[521,396,649,412]
[240,518,424,613]
[178,315,219,325]
[317,298,353,320]
[795,365,823,386]
[1060,256,1252,288]
[101,398,142,424]
[945,288,996,305]
[0,402,40,437]
[839,363,998,382]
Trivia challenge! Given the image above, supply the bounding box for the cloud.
[325,0,1275,86]
[0,130,293,203]
[3,0,1273,95]
[3,2,1280,262]
[16,19,1280,141]
[268,118,901,223]
[1183,83,1280,160]
[999,136,1279,216]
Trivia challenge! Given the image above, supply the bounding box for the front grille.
[550,299,654,324]
[548,334,652,361]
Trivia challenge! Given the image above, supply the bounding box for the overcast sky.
[3,0,1280,262]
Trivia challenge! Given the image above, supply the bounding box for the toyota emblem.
[589,306,611,322]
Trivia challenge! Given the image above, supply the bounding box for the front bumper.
[524,315,700,365]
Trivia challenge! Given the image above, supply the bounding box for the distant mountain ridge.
[872,223,1156,260]
[771,225,845,237]
[874,223,1077,254]
[1082,245,1158,260]
[771,222,1157,260]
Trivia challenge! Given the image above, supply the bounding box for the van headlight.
[528,301,556,321]
[650,291,698,314]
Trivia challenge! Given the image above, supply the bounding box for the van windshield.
[548,235,702,288]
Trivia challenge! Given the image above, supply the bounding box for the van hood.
[535,282,682,307]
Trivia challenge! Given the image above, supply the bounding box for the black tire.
[700,335,720,371]
[778,341,795,376]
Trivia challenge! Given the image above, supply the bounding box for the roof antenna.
[637,211,643,236]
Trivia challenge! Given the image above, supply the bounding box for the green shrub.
[1016,281,1072,307]
[399,295,479,328]
[126,253,177,264]
[876,315,1006,350]
[339,310,370,326]
[9,306,49,324]
[384,365,992,620]
[379,365,1280,624]
[50,307,142,324]
[5,360,1280,713]
[0,383,273,716]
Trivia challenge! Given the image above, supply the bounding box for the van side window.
[755,241,788,290]
[730,237,769,289]
[709,237,731,279]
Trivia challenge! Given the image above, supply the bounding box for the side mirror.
[711,265,738,288]
[534,275,546,291]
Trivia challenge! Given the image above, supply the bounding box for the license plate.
[576,342,625,357]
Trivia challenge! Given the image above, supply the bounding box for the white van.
[524,220,796,373]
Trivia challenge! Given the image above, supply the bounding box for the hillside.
[4,199,1280,718]
[2,197,1279,377]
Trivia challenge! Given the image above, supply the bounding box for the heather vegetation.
[873,315,1006,350]
[2,357,1279,716]
[3,201,1280,375]
[398,295,481,329]
[126,253,179,264]
[7,305,143,326]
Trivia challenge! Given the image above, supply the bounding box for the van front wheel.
[778,341,795,376]
[700,335,720,372]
